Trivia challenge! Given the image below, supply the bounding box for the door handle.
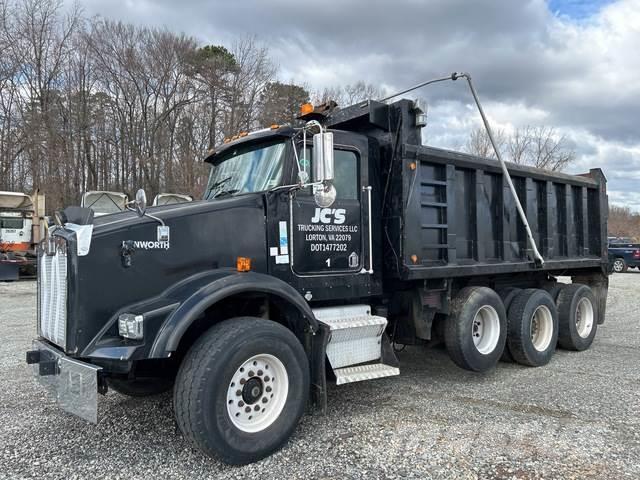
[362,186,373,274]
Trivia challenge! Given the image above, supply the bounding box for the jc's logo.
[311,208,346,224]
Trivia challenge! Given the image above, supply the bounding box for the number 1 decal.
[325,258,331,267]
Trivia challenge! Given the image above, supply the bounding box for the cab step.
[313,304,400,385]
[334,363,400,385]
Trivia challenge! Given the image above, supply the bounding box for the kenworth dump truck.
[26,73,609,465]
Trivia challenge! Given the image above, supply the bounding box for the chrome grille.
[39,239,68,349]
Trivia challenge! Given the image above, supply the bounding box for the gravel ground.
[1,274,639,480]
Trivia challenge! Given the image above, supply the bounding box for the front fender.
[149,270,318,357]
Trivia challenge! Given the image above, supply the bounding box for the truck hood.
[59,192,269,355]
[90,195,261,237]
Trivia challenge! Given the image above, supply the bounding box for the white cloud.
[70,0,640,210]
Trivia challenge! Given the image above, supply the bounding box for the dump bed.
[326,98,608,281]
[392,145,608,280]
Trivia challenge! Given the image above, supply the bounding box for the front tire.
[174,318,309,465]
[444,287,507,372]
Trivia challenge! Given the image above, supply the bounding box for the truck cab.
[203,126,380,301]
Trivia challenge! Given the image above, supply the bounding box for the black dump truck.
[27,75,609,465]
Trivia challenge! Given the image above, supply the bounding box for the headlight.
[118,313,143,340]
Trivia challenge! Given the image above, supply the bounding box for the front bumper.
[26,339,102,423]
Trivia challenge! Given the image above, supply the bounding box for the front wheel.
[174,318,309,465]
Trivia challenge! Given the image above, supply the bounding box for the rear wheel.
[612,258,627,273]
[507,289,559,367]
[444,287,507,372]
[174,318,309,465]
[496,288,522,363]
[557,284,597,351]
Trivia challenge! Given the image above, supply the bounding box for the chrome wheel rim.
[226,354,288,433]
[530,305,554,351]
[472,306,501,355]
[613,259,624,272]
[576,297,594,338]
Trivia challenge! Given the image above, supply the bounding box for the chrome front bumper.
[27,339,102,423]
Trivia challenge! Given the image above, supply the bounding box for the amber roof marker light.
[300,103,314,115]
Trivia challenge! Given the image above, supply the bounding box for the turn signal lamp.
[270,124,280,130]
[237,257,252,272]
[239,131,248,137]
[300,103,314,115]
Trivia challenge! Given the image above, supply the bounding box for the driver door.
[290,147,363,275]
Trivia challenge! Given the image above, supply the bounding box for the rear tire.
[445,287,507,372]
[507,289,558,367]
[174,318,309,465]
[496,288,522,363]
[543,283,562,301]
[557,284,597,351]
[612,258,627,273]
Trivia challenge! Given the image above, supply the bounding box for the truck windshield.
[205,140,286,200]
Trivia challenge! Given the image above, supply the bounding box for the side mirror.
[134,189,147,217]
[312,132,336,207]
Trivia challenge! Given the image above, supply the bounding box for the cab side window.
[299,147,359,200]
[332,150,359,200]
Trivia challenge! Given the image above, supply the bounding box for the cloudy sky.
[71,0,639,210]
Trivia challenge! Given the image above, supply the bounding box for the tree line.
[0,0,380,213]
[608,205,640,242]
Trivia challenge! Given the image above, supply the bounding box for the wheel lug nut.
[240,378,246,385]
[245,406,251,413]
[262,397,268,404]
[266,386,272,392]
[257,370,263,376]
[254,405,260,411]
[249,370,255,377]
[236,389,242,396]
[264,376,270,382]
[238,401,244,407]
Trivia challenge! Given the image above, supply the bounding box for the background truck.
[0,190,45,280]
[27,74,609,465]
[152,193,193,206]
[81,190,128,216]
[608,237,640,273]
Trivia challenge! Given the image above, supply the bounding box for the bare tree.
[465,127,506,160]
[313,81,385,107]
[609,205,640,241]
[465,125,575,171]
